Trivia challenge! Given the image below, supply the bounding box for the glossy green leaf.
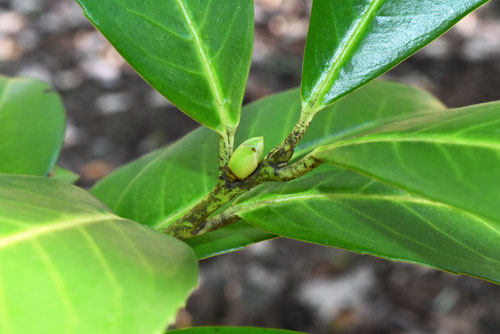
[76,0,254,134]
[91,81,443,258]
[313,101,500,224]
[168,327,305,334]
[50,166,80,184]
[0,175,198,333]
[294,80,445,158]
[301,0,489,113]
[229,166,500,284]
[0,76,65,176]
[93,129,220,229]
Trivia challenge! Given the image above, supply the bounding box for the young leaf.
[168,327,305,334]
[301,0,489,114]
[313,101,500,224]
[229,166,500,284]
[0,76,65,176]
[91,81,443,258]
[0,175,198,333]
[76,0,254,135]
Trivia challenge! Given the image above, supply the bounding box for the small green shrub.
[0,1,497,333]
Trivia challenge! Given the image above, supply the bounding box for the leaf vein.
[306,0,384,111]
[79,228,123,320]
[31,240,77,333]
[177,0,230,130]
[0,216,117,249]
[114,0,191,41]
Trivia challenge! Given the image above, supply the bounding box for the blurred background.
[1,0,499,333]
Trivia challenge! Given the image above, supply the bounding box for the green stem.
[193,212,242,236]
[164,181,239,239]
[165,153,322,239]
[266,110,315,164]
[165,108,321,240]
[218,130,235,177]
[268,153,322,181]
[192,154,322,237]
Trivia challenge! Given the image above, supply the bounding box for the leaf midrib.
[0,215,118,249]
[315,134,500,152]
[177,0,231,131]
[231,192,500,236]
[306,0,383,111]
[230,191,500,267]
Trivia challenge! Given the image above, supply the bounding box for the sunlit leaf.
[0,175,198,333]
[0,76,65,176]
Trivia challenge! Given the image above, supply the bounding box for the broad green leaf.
[0,76,65,176]
[168,327,305,334]
[50,166,80,184]
[91,81,443,258]
[0,175,198,333]
[313,101,500,224]
[301,0,489,113]
[93,129,220,229]
[229,166,500,284]
[76,0,254,134]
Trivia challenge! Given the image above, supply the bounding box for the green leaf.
[168,327,305,334]
[229,166,500,284]
[76,0,254,135]
[301,0,489,113]
[0,175,198,333]
[295,80,445,158]
[184,221,275,259]
[91,121,274,259]
[93,129,220,229]
[0,76,65,176]
[313,101,500,224]
[91,81,443,258]
[50,166,80,184]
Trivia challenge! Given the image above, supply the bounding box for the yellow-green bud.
[227,136,264,181]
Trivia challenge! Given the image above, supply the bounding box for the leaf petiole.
[266,108,316,165]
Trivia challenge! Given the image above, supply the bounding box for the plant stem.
[190,153,323,237]
[165,153,322,239]
[266,110,315,164]
[268,153,322,181]
[165,108,321,240]
[218,130,235,177]
[165,130,235,239]
[164,181,240,239]
[193,211,242,236]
